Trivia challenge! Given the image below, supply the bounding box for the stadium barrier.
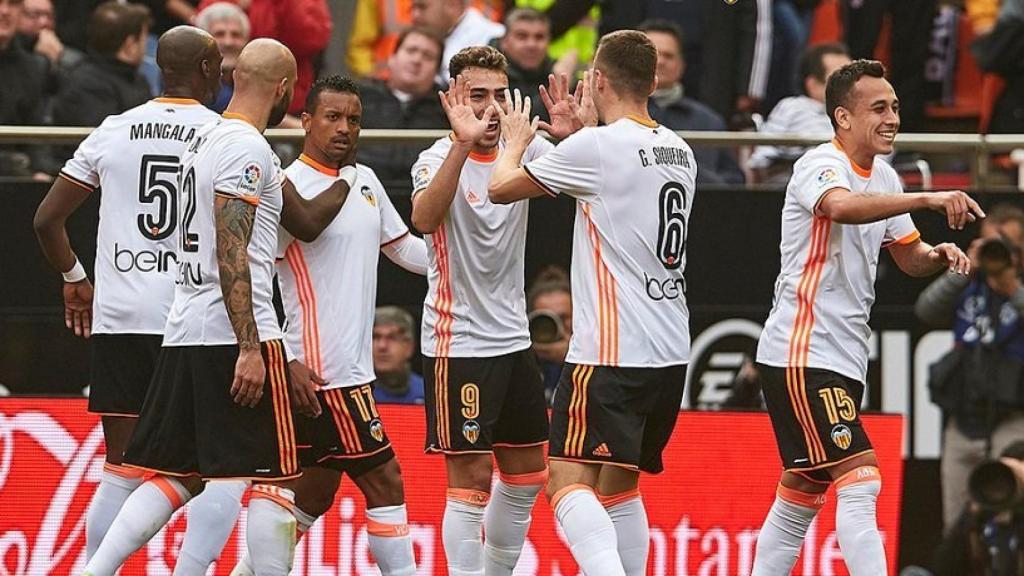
[0,398,903,576]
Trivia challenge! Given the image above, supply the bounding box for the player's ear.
[300,111,312,132]
[278,77,289,98]
[835,106,850,131]
[200,58,211,79]
[649,75,658,97]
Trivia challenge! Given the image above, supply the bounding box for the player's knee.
[360,458,406,507]
[447,454,493,493]
[295,482,338,517]
[835,465,882,497]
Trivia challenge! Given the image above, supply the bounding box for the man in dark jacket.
[496,8,562,124]
[53,1,151,127]
[0,0,54,178]
[641,20,745,185]
[358,27,447,187]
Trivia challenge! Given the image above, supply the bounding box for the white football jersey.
[524,117,696,367]
[411,136,554,358]
[59,98,218,334]
[163,116,285,346]
[756,140,920,382]
[276,156,410,389]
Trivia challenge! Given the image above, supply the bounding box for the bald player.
[34,25,222,564]
[82,39,359,575]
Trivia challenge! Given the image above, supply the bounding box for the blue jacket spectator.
[372,306,426,405]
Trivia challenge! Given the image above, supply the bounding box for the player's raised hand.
[439,74,495,146]
[575,70,598,129]
[288,360,323,418]
[929,242,971,275]
[925,190,986,230]
[538,72,584,139]
[231,347,266,408]
[494,88,538,149]
[63,278,93,338]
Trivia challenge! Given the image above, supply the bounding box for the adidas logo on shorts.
[593,443,612,457]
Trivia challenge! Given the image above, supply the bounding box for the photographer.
[917,203,1024,534]
[527,266,572,402]
[931,441,1024,576]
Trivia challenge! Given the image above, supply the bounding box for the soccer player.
[488,31,696,576]
[751,60,979,575]
[409,45,552,576]
[32,25,222,563]
[82,39,357,576]
[228,76,427,576]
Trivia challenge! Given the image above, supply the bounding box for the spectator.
[0,0,54,179]
[358,26,447,185]
[194,1,248,113]
[916,203,1024,533]
[52,0,101,53]
[973,0,1024,134]
[495,7,574,124]
[128,1,199,95]
[196,0,331,117]
[749,43,850,183]
[641,20,744,186]
[372,306,425,405]
[412,0,504,83]
[52,1,151,127]
[527,266,571,401]
[17,0,81,74]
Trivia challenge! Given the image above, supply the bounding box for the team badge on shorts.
[831,424,853,450]
[462,420,480,444]
[370,419,385,443]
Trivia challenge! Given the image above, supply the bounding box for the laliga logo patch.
[369,419,385,443]
[413,166,431,191]
[239,163,261,194]
[817,167,840,187]
[831,424,853,450]
[361,185,376,207]
[462,420,480,444]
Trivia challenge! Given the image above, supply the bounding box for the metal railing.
[2,126,1022,190]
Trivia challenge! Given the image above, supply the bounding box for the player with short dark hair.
[228,74,428,576]
[409,45,552,576]
[33,25,222,568]
[488,29,696,576]
[752,59,980,575]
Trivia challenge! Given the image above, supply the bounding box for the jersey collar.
[223,111,257,128]
[625,114,658,128]
[153,97,200,106]
[298,153,340,177]
[831,138,873,179]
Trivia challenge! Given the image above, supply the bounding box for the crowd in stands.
[1,0,1022,183]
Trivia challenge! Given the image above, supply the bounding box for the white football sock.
[552,485,625,576]
[483,470,546,576]
[83,475,191,576]
[245,485,298,576]
[173,480,248,576]
[443,488,489,576]
[601,490,648,576]
[367,504,417,576]
[751,484,825,576]
[835,467,886,576]
[86,463,145,560]
[232,503,315,576]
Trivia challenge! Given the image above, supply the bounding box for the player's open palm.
[288,360,324,418]
[494,88,538,149]
[63,279,93,338]
[231,347,266,408]
[927,190,986,230]
[539,72,597,139]
[440,74,494,146]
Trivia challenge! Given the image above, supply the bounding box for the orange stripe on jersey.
[432,224,454,357]
[323,390,356,453]
[284,244,323,376]
[582,205,618,365]
[884,230,921,248]
[785,217,832,464]
[58,171,95,192]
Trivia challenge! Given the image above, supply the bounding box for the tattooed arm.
[215,195,265,407]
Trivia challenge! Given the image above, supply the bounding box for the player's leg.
[752,470,829,576]
[85,334,160,558]
[547,460,623,576]
[486,350,550,576]
[596,466,644,576]
[85,345,203,575]
[424,356,500,576]
[173,479,249,576]
[828,452,885,576]
[353,458,417,576]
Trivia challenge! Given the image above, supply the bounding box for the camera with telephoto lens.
[528,309,564,344]
[969,459,1024,512]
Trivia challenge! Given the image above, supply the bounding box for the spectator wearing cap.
[53,1,151,127]
[641,20,744,186]
[194,1,248,113]
[749,43,850,183]
[196,0,331,117]
[359,27,447,186]
[411,0,504,84]
[0,0,52,179]
[372,306,425,405]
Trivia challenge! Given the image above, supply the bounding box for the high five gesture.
[439,74,497,146]
[538,71,597,139]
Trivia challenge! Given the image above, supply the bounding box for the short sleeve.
[791,153,852,213]
[523,128,601,199]
[59,123,106,190]
[883,214,920,248]
[522,135,555,163]
[410,142,446,197]
[213,132,274,205]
